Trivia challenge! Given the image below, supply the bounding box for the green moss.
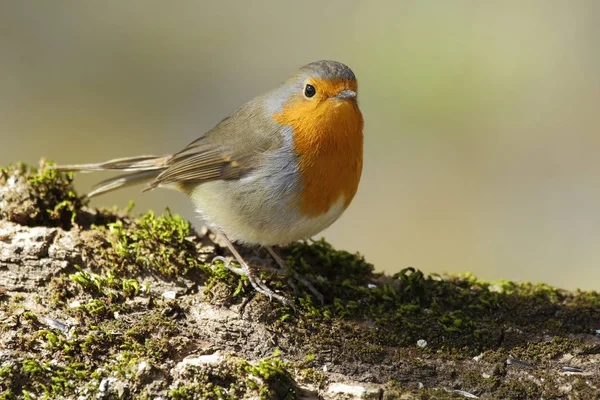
[382,383,465,399]
[257,247,600,365]
[48,274,77,306]
[168,353,298,400]
[245,350,298,399]
[12,294,25,302]
[0,357,93,399]
[125,310,176,341]
[508,336,583,364]
[69,265,142,300]
[103,210,214,281]
[83,207,255,305]
[296,367,326,388]
[285,238,375,295]
[0,301,189,398]
[2,160,600,399]
[21,312,37,322]
[0,162,127,229]
[0,161,85,229]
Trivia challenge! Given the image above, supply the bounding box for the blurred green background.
[2,1,599,290]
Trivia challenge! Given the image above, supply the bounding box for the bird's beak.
[334,89,357,100]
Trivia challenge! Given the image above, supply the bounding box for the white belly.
[190,177,347,246]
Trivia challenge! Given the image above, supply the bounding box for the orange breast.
[273,79,364,217]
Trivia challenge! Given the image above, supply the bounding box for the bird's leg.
[212,234,294,307]
[215,255,273,297]
[212,256,245,275]
[265,246,325,305]
[246,256,283,273]
[247,256,301,295]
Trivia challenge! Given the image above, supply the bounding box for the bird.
[53,60,364,306]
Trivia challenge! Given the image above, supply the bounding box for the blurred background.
[1,1,599,290]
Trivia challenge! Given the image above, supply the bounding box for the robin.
[54,60,364,306]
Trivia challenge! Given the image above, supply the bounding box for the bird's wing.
[145,101,283,190]
[145,142,252,190]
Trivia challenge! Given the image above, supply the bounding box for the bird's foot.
[212,255,294,308]
[266,246,325,305]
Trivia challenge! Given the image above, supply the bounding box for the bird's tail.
[52,155,169,198]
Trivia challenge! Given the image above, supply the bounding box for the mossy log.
[1,162,599,399]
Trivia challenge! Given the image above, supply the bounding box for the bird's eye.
[304,84,316,98]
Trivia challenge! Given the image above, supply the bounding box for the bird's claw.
[212,255,294,308]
